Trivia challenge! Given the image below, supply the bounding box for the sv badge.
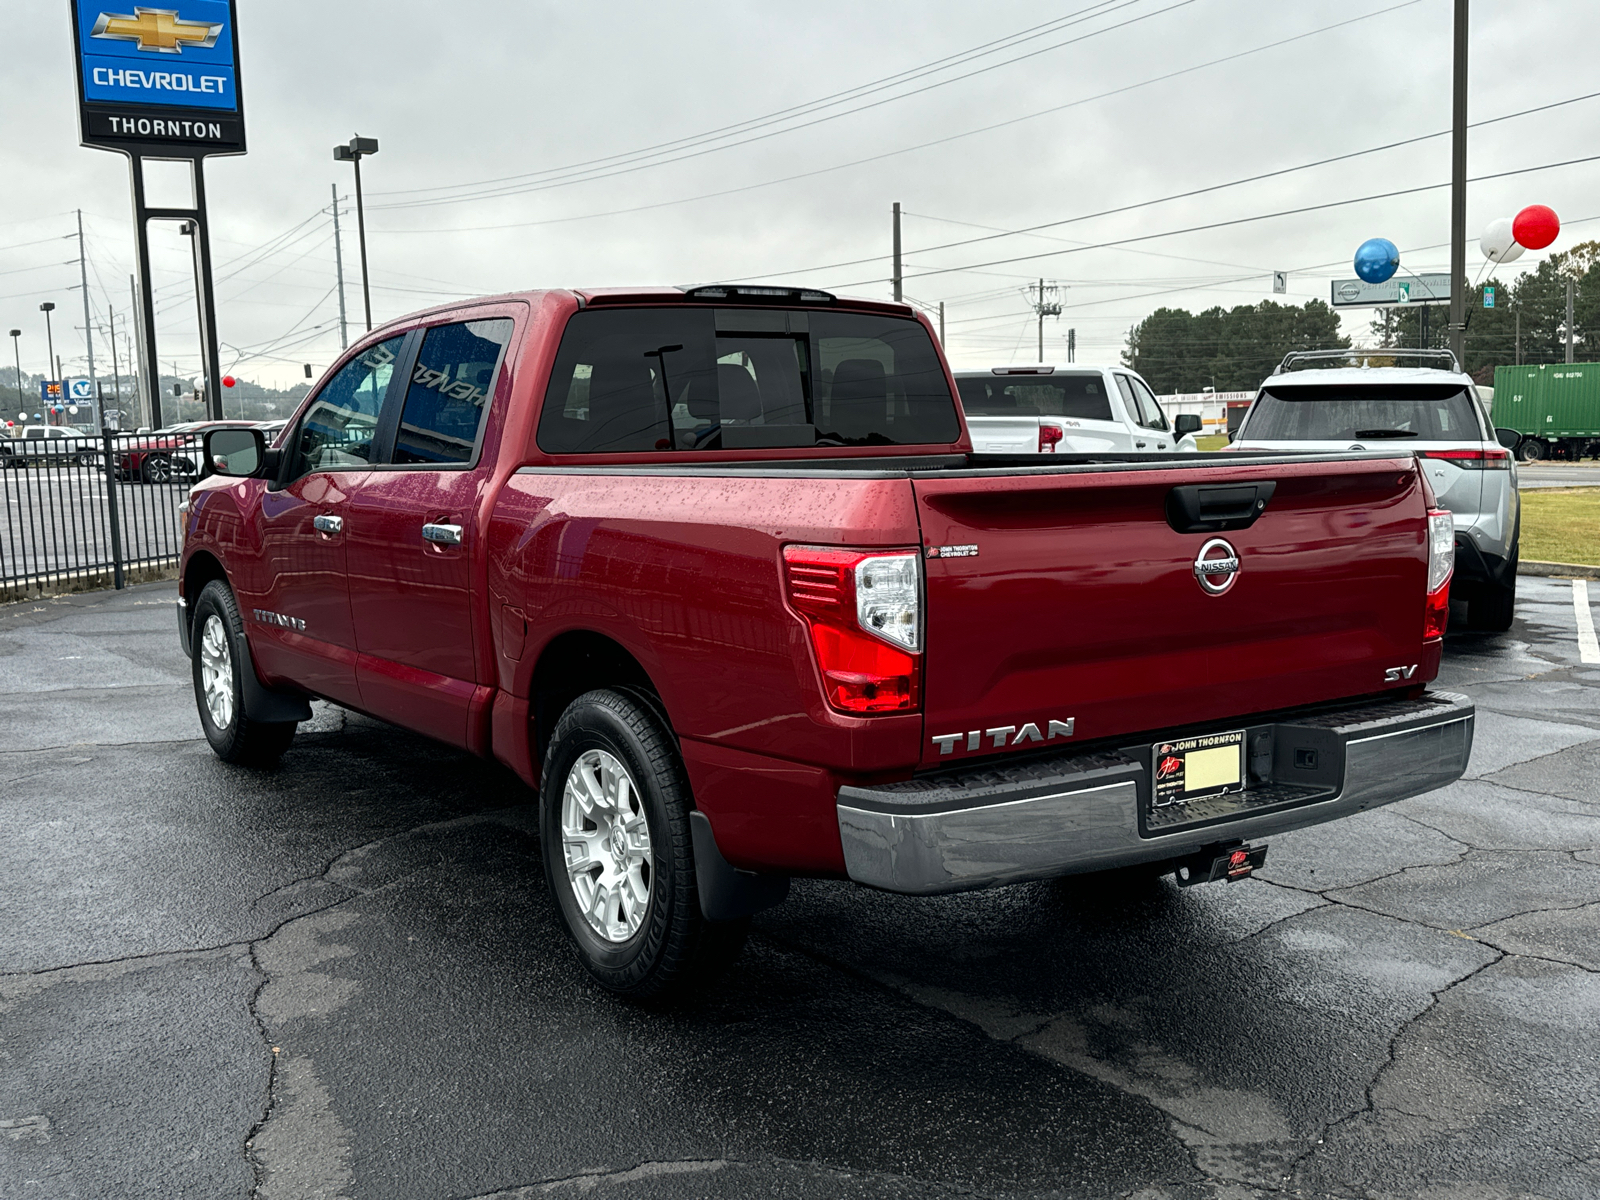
[1384,664,1419,682]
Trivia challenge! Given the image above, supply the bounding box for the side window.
[290,336,404,478]
[1114,374,1140,425]
[1128,376,1170,431]
[393,318,514,465]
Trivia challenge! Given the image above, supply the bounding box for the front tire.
[142,454,172,484]
[191,580,298,765]
[540,689,747,999]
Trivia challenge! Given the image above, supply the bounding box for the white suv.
[1230,350,1519,631]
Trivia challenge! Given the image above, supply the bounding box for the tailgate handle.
[1165,481,1277,533]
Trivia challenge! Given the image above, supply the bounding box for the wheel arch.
[180,550,230,654]
[530,629,666,767]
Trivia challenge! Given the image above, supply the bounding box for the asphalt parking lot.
[2,579,1597,1200]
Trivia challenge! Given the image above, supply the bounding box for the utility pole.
[938,300,944,346]
[1567,277,1575,364]
[129,273,149,429]
[1068,328,1076,363]
[891,202,902,303]
[1447,0,1468,366]
[77,210,95,392]
[109,308,121,426]
[1029,278,1061,363]
[9,331,21,414]
[331,183,349,350]
[1515,307,1521,365]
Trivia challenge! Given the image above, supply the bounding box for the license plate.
[1152,730,1246,810]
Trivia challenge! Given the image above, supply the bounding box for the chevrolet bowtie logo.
[91,8,222,54]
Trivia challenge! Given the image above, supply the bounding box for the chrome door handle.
[313,514,343,534]
[422,523,463,546]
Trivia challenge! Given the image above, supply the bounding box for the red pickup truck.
[180,285,1473,997]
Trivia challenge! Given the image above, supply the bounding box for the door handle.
[1135,441,1148,449]
[313,514,343,534]
[422,523,463,546]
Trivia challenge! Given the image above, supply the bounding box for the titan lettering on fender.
[253,608,306,633]
[931,718,1075,755]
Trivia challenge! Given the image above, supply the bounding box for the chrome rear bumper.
[837,691,1473,895]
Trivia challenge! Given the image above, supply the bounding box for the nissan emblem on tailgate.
[1192,538,1240,595]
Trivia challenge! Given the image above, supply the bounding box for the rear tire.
[191,580,298,765]
[1468,575,1517,632]
[141,454,172,484]
[540,688,748,999]
[1516,438,1545,463]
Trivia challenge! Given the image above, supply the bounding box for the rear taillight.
[1038,424,1064,453]
[782,546,921,714]
[1416,448,1511,470]
[1424,508,1454,640]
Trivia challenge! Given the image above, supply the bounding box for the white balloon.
[1480,216,1525,263]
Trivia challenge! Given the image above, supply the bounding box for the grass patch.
[1519,488,1600,565]
[1195,434,1230,452]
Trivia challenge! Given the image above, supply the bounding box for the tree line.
[1123,240,1599,393]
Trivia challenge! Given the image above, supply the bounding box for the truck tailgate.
[913,456,1431,768]
[964,415,1042,454]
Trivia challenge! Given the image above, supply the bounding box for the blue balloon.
[1354,237,1399,284]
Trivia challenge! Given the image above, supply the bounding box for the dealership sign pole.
[71,1,246,427]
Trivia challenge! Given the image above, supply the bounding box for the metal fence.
[0,430,198,601]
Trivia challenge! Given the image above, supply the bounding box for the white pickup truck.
[954,364,1200,454]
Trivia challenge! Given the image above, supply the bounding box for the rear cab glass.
[537,307,959,453]
[956,373,1113,421]
[1243,384,1484,442]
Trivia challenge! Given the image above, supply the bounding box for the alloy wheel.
[198,614,234,730]
[560,748,653,942]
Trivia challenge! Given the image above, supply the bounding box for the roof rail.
[1273,347,1462,375]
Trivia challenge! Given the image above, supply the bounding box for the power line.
[733,86,1600,285]
[828,151,1600,289]
[371,0,1190,211]
[370,0,1420,235]
[370,0,1141,201]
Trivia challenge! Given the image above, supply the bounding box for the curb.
[1519,560,1600,580]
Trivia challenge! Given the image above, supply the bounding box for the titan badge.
[931,718,1075,756]
[252,608,306,633]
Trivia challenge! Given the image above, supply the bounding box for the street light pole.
[9,330,21,415]
[1448,0,1468,366]
[39,303,56,421]
[334,136,379,332]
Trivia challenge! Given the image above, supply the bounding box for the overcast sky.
[4,0,1597,391]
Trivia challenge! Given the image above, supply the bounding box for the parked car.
[116,420,259,483]
[1228,349,1518,631]
[179,285,1472,999]
[0,425,100,468]
[954,364,1200,454]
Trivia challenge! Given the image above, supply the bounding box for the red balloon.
[221,375,236,388]
[1512,204,1560,251]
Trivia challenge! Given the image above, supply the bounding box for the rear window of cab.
[537,307,960,453]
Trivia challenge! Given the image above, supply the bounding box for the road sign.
[1272,271,1287,294]
[40,380,64,402]
[1484,286,1496,309]
[1331,273,1452,307]
[72,1,245,154]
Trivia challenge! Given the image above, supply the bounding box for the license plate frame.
[1150,729,1247,813]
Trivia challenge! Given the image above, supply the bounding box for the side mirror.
[1494,427,1522,451]
[1173,413,1203,437]
[204,427,267,477]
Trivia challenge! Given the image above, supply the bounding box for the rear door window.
[392,318,513,465]
[956,374,1113,421]
[1243,385,1483,442]
[1127,375,1169,431]
[538,307,959,453]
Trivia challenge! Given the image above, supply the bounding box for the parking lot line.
[1576,579,1600,664]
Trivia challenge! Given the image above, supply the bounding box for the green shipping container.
[1492,363,1600,439]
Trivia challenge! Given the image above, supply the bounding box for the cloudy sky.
[4,0,1597,390]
